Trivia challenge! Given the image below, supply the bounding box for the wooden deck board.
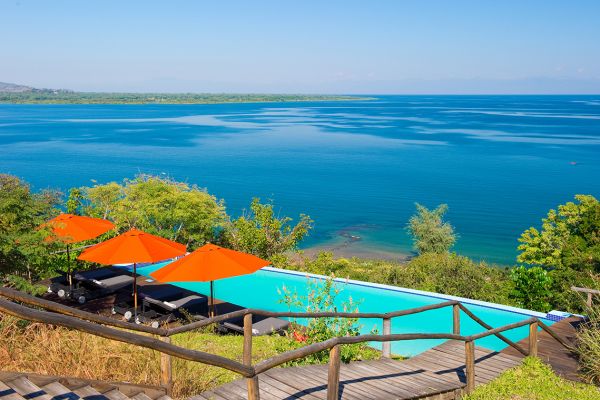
[501,316,582,382]
[204,318,584,399]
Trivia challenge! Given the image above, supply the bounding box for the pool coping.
[262,266,552,320]
[118,261,554,321]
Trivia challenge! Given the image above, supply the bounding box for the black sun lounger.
[48,267,121,299]
[71,273,134,304]
[216,303,289,336]
[139,292,208,327]
[113,284,207,327]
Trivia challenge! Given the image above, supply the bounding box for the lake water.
[1,96,599,264]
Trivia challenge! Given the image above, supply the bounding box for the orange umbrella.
[47,213,115,244]
[79,228,186,316]
[45,213,115,288]
[151,243,270,316]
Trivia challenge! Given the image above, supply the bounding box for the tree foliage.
[221,198,313,263]
[509,266,553,312]
[407,203,456,254]
[517,195,600,272]
[388,252,513,304]
[82,175,227,248]
[0,174,61,280]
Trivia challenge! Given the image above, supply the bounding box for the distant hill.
[0,81,36,93]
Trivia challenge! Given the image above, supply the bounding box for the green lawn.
[463,357,600,400]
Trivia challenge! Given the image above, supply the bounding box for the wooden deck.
[196,317,583,400]
[194,341,523,400]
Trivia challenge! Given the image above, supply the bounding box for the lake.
[1,95,599,264]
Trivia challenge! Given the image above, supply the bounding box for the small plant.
[3,274,48,296]
[277,275,378,364]
[509,266,553,312]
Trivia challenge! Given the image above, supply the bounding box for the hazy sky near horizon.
[2,0,600,94]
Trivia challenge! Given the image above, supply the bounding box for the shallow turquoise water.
[131,262,553,356]
[2,96,599,264]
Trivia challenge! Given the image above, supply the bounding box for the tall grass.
[576,300,600,385]
[0,315,285,399]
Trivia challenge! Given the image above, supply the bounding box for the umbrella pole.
[210,280,214,317]
[66,244,72,292]
[133,262,138,320]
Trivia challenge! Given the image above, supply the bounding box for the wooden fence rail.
[0,287,574,400]
[571,286,600,308]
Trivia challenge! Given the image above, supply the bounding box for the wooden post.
[159,336,172,395]
[529,321,538,357]
[464,340,475,393]
[244,313,259,400]
[453,304,460,335]
[588,292,593,308]
[382,317,391,358]
[327,345,341,400]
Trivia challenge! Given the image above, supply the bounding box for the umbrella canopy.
[79,228,187,317]
[46,213,115,244]
[45,213,115,289]
[78,228,186,265]
[150,243,270,316]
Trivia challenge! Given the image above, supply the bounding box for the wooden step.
[0,381,27,400]
[100,388,130,400]
[71,385,105,399]
[130,392,153,400]
[40,381,80,400]
[5,377,52,400]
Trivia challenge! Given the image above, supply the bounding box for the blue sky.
[2,0,600,94]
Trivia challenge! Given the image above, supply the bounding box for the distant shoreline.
[300,237,413,262]
[0,92,374,105]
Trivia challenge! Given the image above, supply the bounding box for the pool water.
[128,262,553,356]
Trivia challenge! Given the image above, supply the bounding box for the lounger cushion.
[222,316,289,336]
[146,294,207,310]
[165,295,207,309]
[74,268,118,282]
[94,275,134,290]
[139,285,183,300]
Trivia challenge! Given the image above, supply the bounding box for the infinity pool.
[128,262,553,356]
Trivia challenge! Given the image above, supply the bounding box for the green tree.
[517,195,600,272]
[407,203,456,254]
[221,198,313,264]
[82,175,227,248]
[65,187,83,214]
[0,174,61,281]
[509,266,553,312]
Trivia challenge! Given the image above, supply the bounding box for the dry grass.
[0,315,285,399]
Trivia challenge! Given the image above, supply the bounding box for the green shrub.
[277,275,378,364]
[286,251,397,282]
[387,253,513,305]
[3,274,48,295]
[509,266,553,312]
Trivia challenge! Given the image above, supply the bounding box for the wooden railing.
[572,286,600,308]
[0,286,574,399]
